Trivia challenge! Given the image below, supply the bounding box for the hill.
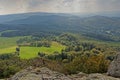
[0,12,120,41]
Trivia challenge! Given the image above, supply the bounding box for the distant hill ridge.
[0,12,120,41]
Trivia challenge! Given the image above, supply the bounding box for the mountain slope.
[0,13,120,41]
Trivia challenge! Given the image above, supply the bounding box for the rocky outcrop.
[8,67,120,80]
[86,73,120,80]
[8,67,71,80]
[70,73,120,80]
[108,53,120,77]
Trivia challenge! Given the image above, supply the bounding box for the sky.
[0,0,120,15]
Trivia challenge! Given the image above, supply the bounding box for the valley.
[0,13,120,79]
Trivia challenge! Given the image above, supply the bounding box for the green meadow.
[0,37,21,54]
[20,42,66,59]
[0,46,17,54]
[0,37,65,59]
[0,37,20,49]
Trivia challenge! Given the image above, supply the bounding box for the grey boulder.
[108,53,120,77]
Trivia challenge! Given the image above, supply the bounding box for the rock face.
[71,73,120,80]
[108,53,120,77]
[8,67,120,80]
[8,67,71,80]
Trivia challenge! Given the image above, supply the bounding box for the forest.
[0,32,119,78]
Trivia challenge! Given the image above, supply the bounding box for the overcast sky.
[0,0,120,15]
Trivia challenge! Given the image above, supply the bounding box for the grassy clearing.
[0,36,65,59]
[0,36,23,54]
[0,46,17,54]
[0,37,20,49]
[20,42,66,59]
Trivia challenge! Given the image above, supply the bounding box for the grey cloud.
[0,0,120,15]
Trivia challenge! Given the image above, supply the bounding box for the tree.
[16,47,20,56]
